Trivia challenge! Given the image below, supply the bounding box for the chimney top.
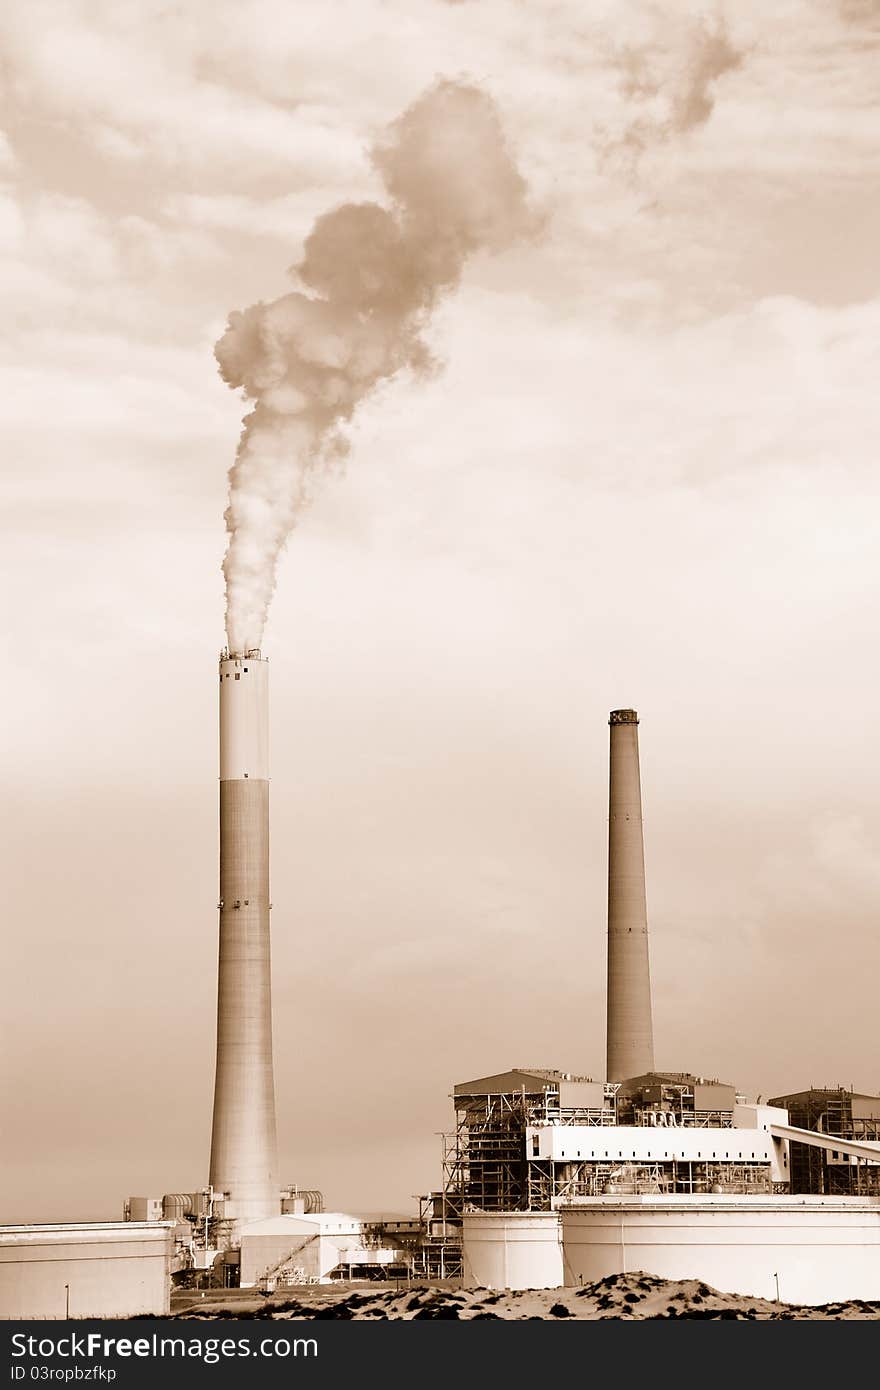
[609,709,639,725]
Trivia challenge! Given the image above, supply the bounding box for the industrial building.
[239,1213,411,1289]
[419,1066,793,1278]
[767,1087,880,1196]
[103,691,874,1303]
[9,583,877,1313]
[122,1187,326,1286]
[418,709,880,1299]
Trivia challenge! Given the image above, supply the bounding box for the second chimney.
[606,708,655,1081]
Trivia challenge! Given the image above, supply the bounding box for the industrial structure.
[239,1213,414,1289]
[419,1066,793,1279]
[209,650,280,1230]
[0,1223,174,1319]
[606,710,654,1080]
[766,1088,880,1196]
[418,708,880,1298]
[122,1187,327,1286]
[88,696,876,1304]
[460,1197,880,1305]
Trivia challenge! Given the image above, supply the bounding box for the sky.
[2,0,879,1224]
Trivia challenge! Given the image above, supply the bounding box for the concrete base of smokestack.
[209,653,280,1227]
[605,709,655,1082]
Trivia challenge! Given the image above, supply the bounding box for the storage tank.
[462,1212,562,1290]
[0,1222,174,1319]
[560,1195,880,1304]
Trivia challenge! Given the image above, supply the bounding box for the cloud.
[164,191,350,246]
[0,182,230,343]
[599,16,745,171]
[0,2,368,182]
[669,22,744,133]
[838,0,880,21]
[0,129,17,171]
[0,192,25,250]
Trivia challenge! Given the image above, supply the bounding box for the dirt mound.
[171,1272,880,1321]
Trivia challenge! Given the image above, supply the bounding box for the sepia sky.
[2,0,880,1223]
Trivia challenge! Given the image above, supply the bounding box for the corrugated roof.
[618,1071,735,1089]
[454,1068,596,1096]
[239,1212,361,1236]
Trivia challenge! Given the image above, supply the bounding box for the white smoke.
[216,80,536,655]
[598,18,744,174]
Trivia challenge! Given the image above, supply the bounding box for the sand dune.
[172,1272,879,1321]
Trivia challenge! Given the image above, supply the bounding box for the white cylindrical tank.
[462,1213,563,1290]
[560,1196,880,1305]
[0,1223,174,1319]
[209,652,280,1228]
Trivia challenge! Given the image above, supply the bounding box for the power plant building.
[99,689,877,1306]
[767,1087,880,1197]
[421,707,880,1301]
[419,1067,792,1279]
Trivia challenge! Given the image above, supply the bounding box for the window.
[235,673,241,680]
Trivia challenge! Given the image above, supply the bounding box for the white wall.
[462,1213,562,1290]
[561,1197,880,1305]
[0,1223,173,1319]
[528,1124,778,1165]
[239,1213,369,1286]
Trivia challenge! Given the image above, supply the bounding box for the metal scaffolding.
[768,1088,880,1196]
[416,1069,783,1274]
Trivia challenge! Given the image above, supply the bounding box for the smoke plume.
[216,80,534,655]
[599,18,744,173]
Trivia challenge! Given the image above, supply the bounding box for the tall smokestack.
[606,709,655,1081]
[209,651,280,1226]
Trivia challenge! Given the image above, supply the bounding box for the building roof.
[453,1068,597,1097]
[617,1071,735,1089]
[769,1087,880,1105]
[239,1212,362,1237]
